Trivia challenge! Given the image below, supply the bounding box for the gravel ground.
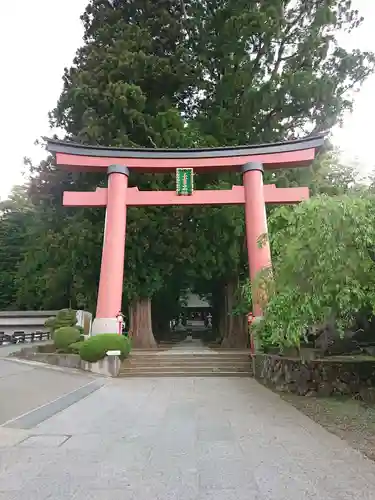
[281,392,375,460]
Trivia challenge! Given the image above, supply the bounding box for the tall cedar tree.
[50,0,198,346]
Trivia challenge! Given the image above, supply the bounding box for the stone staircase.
[119,347,253,377]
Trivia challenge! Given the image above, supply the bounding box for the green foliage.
[44,317,56,331]
[68,341,85,354]
[187,0,374,143]
[54,326,81,350]
[0,186,35,309]
[55,309,77,326]
[260,194,375,349]
[53,0,195,146]
[79,334,131,363]
[232,279,252,316]
[16,188,102,312]
[76,326,85,336]
[44,309,77,336]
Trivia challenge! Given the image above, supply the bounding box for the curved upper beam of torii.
[45,133,326,172]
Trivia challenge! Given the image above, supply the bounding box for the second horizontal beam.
[63,185,309,207]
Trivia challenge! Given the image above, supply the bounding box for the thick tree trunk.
[212,285,226,342]
[221,278,248,348]
[151,297,172,342]
[152,313,171,342]
[129,297,157,348]
[222,313,248,348]
[219,287,229,341]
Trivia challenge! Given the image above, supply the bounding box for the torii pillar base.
[91,318,119,336]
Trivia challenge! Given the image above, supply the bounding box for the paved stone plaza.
[0,355,95,426]
[2,355,375,499]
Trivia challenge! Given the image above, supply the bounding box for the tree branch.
[250,41,266,80]
[180,0,187,17]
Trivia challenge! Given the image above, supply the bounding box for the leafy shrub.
[54,326,81,350]
[68,341,85,354]
[44,316,56,330]
[45,309,77,337]
[76,326,84,336]
[260,195,375,349]
[79,334,131,363]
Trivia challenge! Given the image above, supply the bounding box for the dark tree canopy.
[187,0,374,143]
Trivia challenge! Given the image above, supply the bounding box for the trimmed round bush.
[44,309,77,339]
[76,326,84,336]
[54,327,81,350]
[79,334,131,363]
[68,341,85,354]
[44,316,56,329]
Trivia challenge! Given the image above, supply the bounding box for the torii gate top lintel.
[45,133,325,172]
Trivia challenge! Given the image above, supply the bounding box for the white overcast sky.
[0,0,374,200]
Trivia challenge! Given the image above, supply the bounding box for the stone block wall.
[254,353,375,401]
[11,345,121,377]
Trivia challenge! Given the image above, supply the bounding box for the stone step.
[119,371,252,378]
[126,355,250,362]
[121,345,252,377]
[127,361,250,366]
[123,362,251,369]
[119,366,252,377]
[125,363,250,370]
[131,349,249,353]
[125,361,250,367]
[121,363,252,371]
[120,361,252,377]
[128,353,250,359]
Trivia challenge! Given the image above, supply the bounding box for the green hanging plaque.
[176,168,194,195]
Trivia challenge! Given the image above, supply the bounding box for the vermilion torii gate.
[46,134,325,336]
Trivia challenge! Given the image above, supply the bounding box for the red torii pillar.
[93,165,129,335]
[242,162,271,317]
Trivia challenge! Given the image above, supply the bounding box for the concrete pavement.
[2,369,375,499]
[0,355,95,426]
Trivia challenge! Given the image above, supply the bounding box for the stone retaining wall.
[254,353,375,402]
[10,345,121,377]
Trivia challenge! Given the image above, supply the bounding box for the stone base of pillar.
[81,356,121,377]
[91,318,118,336]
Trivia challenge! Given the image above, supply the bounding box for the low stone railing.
[0,331,50,346]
